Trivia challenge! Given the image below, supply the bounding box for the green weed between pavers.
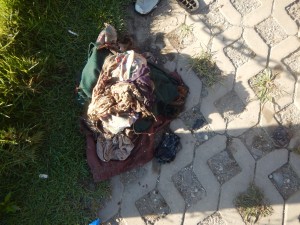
[190,50,221,87]
[235,184,273,225]
[0,0,129,223]
[249,68,280,104]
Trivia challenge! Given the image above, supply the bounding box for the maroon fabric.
[86,116,170,182]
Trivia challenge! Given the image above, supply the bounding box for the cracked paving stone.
[180,104,215,146]
[198,211,226,225]
[224,38,256,69]
[214,90,246,122]
[172,164,206,207]
[283,47,300,76]
[286,0,300,27]
[269,163,300,200]
[207,149,242,185]
[240,126,275,160]
[230,0,261,16]
[135,189,171,225]
[255,17,288,47]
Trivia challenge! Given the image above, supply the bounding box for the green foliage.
[235,184,273,225]
[249,68,279,103]
[190,50,221,87]
[0,192,20,217]
[0,0,129,223]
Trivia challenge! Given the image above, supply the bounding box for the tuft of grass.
[249,68,279,103]
[190,50,221,87]
[179,23,193,39]
[293,145,300,155]
[235,184,273,225]
[0,0,130,224]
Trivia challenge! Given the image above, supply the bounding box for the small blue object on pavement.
[89,218,101,225]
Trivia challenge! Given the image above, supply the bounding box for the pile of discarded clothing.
[78,24,188,182]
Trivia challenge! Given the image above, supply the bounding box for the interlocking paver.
[184,135,225,225]
[255,149,288,224]
[172,164,206,207]
[218,138,255,225]
[99,1,300,224]
[230,0,261,16]
[274,0,298,35]
[269,163,300,200]
[243,0,273,27]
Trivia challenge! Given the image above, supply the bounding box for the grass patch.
[249,68,280,103]
[293,145,300,155]
[235,184,273,225]
[190,50,221,87]
[0,0,130,223]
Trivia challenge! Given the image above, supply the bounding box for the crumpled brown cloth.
[86,116,170,182]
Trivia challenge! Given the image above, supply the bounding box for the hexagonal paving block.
[135,189,171,224]
[198,211,226,225]
[255,17,288,47]
[180,104,215,146]
[269,163,300,200]
[283,47,300,76]
[198,1,230,35]
[286,0,300,27]
[240,126,275,160]
[207,149,242,185]
[230,0,261,16]
[224,38,256,69]
[172,164,206,207]
[214,90,246,122]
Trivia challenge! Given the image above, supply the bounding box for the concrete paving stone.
[214,90,246,123]
[273,0,299,36]
[156,119,195,225]
[284,190,300,225]
[254,149,288,225]
[172,164,206,207]
[157,119,195,225]
[180,103,216,146]
[211,26,243,53]
[283,47,300,77]
[99,176,124,222]
[290,152,300,178]
[288,152,300,224]
[243,27,269,64]
[207,149,242,185]
[218,0,242,26]
[218,138,255,225]
[102,213,127,225]
[269,163,300,200]
[120,162,160,224]
[197,0,230,35]
[234,59,265,103]
[295,79,300,110]
[242,0,273,27]
[176,53,202,111]
[255,16,288,47]
[285,0,300,29]
[240,125,275,161]
[185,14,212,49]
[197,211,227,225]
[260,102,280,138]
[223,37,256,69]
[135,189,171,225]
[184,135,225,225]
[226,101,260,137]
[230,0,261,16]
